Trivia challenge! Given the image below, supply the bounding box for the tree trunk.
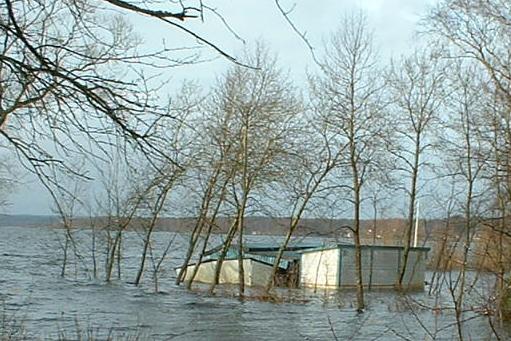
[61,234,69,277]
[91,223,97,279]
[208,217,239,294]
[135,182,173,286]
[176,169,222,285]
[353,183,365,312]
[398,133,421,288]
[106,229,122,282]
[116,231,122,280]
[187,172,232,289]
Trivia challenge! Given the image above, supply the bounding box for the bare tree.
[442,62,488,339]
[263,103,346,294]
[480,69,511,325]
[175,139,236,287]
[134,84,199,286]
[147,232,177,293]
[387,50,446,288]
[52,175,86,278]
[477,87,511,322]
[0,0,249,223]
[311,13,388,312]
[203,44,301,296]
[133,171,179,286]
[427,0,511,326]
[98,159,154,282]
[427,0,511,107]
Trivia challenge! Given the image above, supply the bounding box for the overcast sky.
[7,0,438,216]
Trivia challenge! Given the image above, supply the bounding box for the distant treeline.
[0,214,466,237]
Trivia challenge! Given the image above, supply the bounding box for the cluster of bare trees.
[2,0,511,337]
[0,0,226,289]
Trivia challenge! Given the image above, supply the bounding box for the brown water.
[1,226,509,340]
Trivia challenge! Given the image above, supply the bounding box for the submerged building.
[178,258,276,287]
[177,242,318,287]
[300,244,430,290]
[178,242,430,290]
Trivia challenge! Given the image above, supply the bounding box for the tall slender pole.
[413,201,419,247]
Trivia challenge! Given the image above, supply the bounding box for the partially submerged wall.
[300,248,340,289]
[300,246,428,290]
[400,249,426,289]
[178,259,273,287]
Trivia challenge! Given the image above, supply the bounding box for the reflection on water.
[0,226,509,340]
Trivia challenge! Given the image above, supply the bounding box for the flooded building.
[178,258,276,287]
[300,244,430,290]
[177,242,319,287]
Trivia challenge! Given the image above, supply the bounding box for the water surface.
[1,226,509,340]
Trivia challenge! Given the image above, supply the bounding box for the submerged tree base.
[502,283,511,320]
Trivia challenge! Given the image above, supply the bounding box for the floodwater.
[1,226,510,340]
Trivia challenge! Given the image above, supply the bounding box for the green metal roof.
[241,242,322,252]
[298,243,430,254]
